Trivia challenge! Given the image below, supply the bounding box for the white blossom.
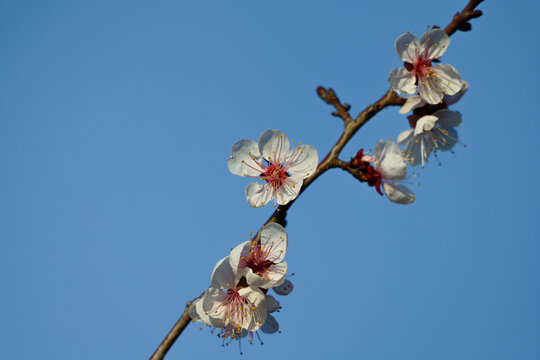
[389,28,463,105]
[397,109,462,167]
[372,140,416,204]
[229,223,288,289]
[228,130,318,207]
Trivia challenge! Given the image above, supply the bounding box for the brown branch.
[316,86,353,125]
[150,0,483,358]
[334,158,367,182]
[444,0,483,36]
[150,301,194,360]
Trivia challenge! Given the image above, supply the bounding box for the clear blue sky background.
[1,0,539,359]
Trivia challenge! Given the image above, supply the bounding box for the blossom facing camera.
[229,222,288,289]
[389,28,463,105]
[190,256,267,339]
[228,130,318,207]
[398,109,462,167]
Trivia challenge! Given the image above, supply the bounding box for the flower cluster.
[228,130,318,208]
[350,28,467,204]
[187,21,473,357]
[189,223,293,346]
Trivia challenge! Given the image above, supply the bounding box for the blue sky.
[1,0,539,359]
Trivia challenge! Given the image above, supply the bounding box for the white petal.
[285,144,318,179]
[414,115,438,135]
[432,64,463,96]
[383,181,416,204]
[397,129,414,146]
[273,279,294,296]
[395,32,421,63]
[433,126,459,151]
[433,109,462,128]
[258,129,290,164]
[420,28,450,60]
[265,295,282,313]
[407,138,426,167]
[275,176,302,205]
[399,95,425,114]
[444,80,468,105]
[374,140,407,180]
[246,182,274,208]
[389,68,417,95]
[260,222,288,263]
[201,288,229,328]
[192,291,214,326]
[244,262,287,289]
[227,139,265,177]
[229,240,251,277]
[210,256,237,289]
[188,298,201,320]
[238,287,267,331]
[260,314,279,334]
[418,76,444,105]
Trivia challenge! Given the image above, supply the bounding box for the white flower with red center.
[228,130,318,207]
[370,139,416,205]
[399,81,469,114]
[189,256,267,339]
[389,28,463,105]
[397,109,462,167]
[229,223,288,289]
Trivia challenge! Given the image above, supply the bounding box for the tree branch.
[149,0,483,358]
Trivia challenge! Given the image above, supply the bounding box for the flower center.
[240,241,276,277]
[262,163,289,189]
[413,58,433,80]
[405,58,433,82]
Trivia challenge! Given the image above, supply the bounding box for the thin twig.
[316,86,354,125]
[149,0,483,358]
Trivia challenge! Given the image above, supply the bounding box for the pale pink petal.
[374,140,407,180]
[227,139,264,177]
[260,314,279,334]
[260,222,288,262]
[237,287,267,331]
[245,262,287,289]
[273,279,294,296]
[397,129,414,146]
[399,95,425,114]
[246,182,273,208]
[420,28,450,60]
[395,32,421,63]
[258,129,290,164]
[286,144,318,179]
[414,115,438,135]
[275,176,302,205]
[417,76,444,105]
[201,288,230,328]
[432,64,463,96]
[382,182,416,204]
[191,291,214,326]
[444,81,468,105]
[389,68,417,95]
[229,240,251,277]
[210,256,237,289]
[433,109,462,128]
